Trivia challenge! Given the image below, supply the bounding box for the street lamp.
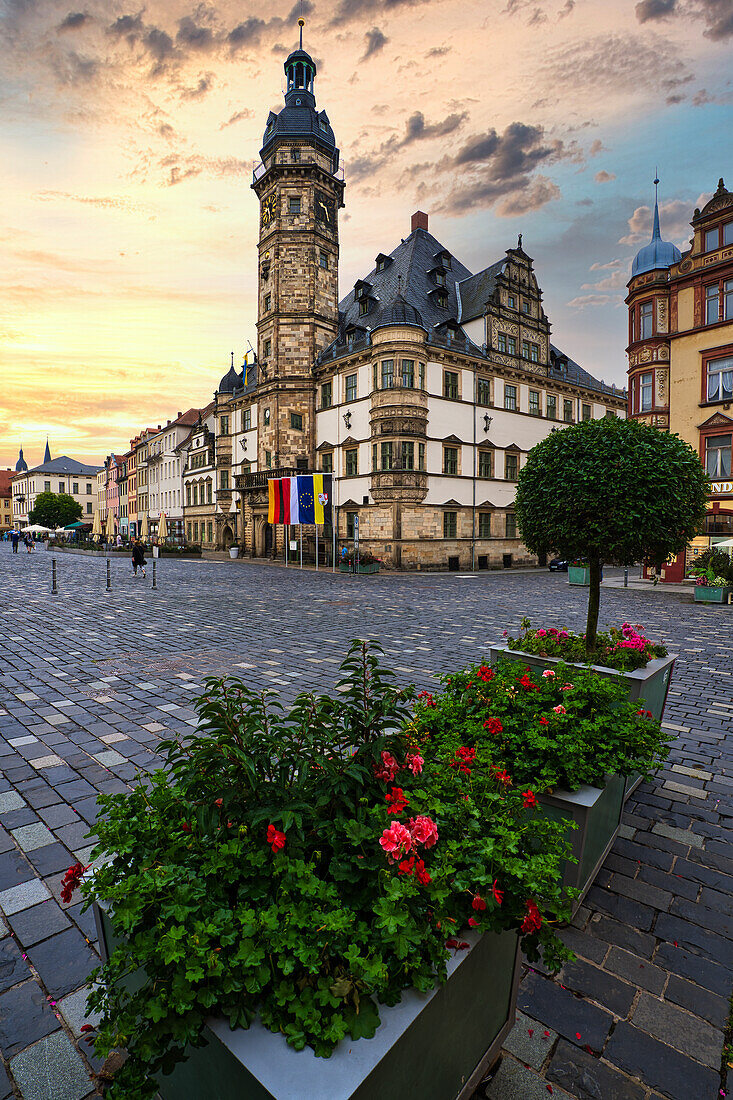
[483,415,493,433]
[343,411,352,430]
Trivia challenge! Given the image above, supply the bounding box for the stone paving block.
[10,1028,93,1100]
[604,947,667,994]
[607,871,673,911]
[0,850,34,892]
[485,1055,572,1100]
[0,792,25,815]
[518,972,613,1053]
[584,886,655,931]
[603,1021,720,1100]
[26,927,98,998]
[8,900,72,946]
[631,991,722,1068]
[0,936,30,993]
[656,911,733,967]
[0,980,60,1057]
[665,973,729,1028]
[547,1038,647,1100]
[0,878,51,915]
[559,957,636,1017]
[57,986,101,1036]
[558,926,608,965]
[27,842,74,877]
[651,822,706,848]
[501,1010,557,1070]
[10,822,55,852]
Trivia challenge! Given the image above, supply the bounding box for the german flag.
[267,478,292,524]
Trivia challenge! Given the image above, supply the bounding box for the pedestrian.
[116,532,123,548]
[131,538,146,578]
[10,530,19,554]
[24,533,33,553]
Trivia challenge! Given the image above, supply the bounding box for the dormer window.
[434,249,452,270]
[320,117,328,131]
[359,299,370,316]
[436,271,447,287]
[375,253,392,273]
[436,291,448,308]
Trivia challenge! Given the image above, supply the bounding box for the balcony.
[252,157,345,185]
[235,466,301,491]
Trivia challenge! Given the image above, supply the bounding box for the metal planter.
[567,566,590,585]
[694,586,730,604]
[94,904,520,1100]
[538,776,625,913]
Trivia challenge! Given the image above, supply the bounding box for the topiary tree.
[29,491,83,529]
[514,417,710,654]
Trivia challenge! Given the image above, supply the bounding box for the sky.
[1,0,732,468]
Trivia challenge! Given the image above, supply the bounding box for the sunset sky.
[1,0,731,468]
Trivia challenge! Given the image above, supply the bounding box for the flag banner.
[268,474,332,525]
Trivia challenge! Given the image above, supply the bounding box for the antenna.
[298,2,304,50]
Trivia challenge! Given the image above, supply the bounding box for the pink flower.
[553,705,566,715]
[542,669,555,678]
[468,916,479,927]
[374,751,400,782]
[536,629,547,637]
[379,820,413,860]
[560,683,573,691]
[409,815,439,848]
[405,751,424,776]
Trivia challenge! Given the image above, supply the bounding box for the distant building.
[146,409,203,542]
[0,470,13,533]
[11,448,102,528]
[627,177,733,579]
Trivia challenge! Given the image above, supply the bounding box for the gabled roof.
[456,259,506,323]
[0,470,13,496]
[549,345,619,394]
[21,456,102,477]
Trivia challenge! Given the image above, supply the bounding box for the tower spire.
[652,170,661,242]
[299,12,304,50]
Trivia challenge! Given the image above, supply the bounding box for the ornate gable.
[698,412,733,431]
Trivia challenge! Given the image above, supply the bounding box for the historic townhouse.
[212,31,625,569]
[0,470,13,533]
[627,177,733,579]
[179,402,218,549]
[11,445,101,528]
[146,410,201,542]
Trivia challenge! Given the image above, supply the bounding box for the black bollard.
[624,567,628,588]
[51,558,58,596]
[152,560,157,590]
[106,558,111,592]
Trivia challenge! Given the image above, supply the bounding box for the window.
[546,394,557,420]
[478,512,491,538]
[522,340,530,359]
[505,512,517,538]
[640,300,653,338]
[207,481,212,504]
[207,522,213,542]
[418,442,426,470]
[192,484,198,507]
[59,482,65,493]
[72,482,79,494]
[381,442,393,470]
[86,484,92,494]
[291,412,303,430]
[443,511,457,538]
[504,384,517,411]
[243,408,251,430]
[44,481,51,492]
[605,409,617,418]
[291,148,300,163]
[187,523,192,542]
[346,512,357,539]
[345,373,357,401]
[86,502,92,514]
[320,117,328,131]
[436,271,447,287]
[319,250,329,269]
[707,357,733,402]
[321,451,333,473]
[477,377,491,406]
[725,280,733,321]
[529,390,540,416]
[726,222,733,246]
[497,333,507,354]
[321,381,332,408]
[582,402,592,421]
[522,301,530,314]
[639,372,653,412]
[400,442,415,470]
[705,284,719,325]
[478,450,492,478]
[401,359,415,388]
[263,338,272,358]
[193,521,199,542]
[443,446,458,475]
[507,294,515,308]
[359,299,370,316]
[505,452,519,481]
[221,470,229,490]
[444,370,459,399]
[264,293,271,311]
[220,416,229,435]
[381,359,394,389]
[705,434,731,478]
[289,196,301,214]
[530,344,539,363]
[563,399,573,423]
[436,291,448,308]
[345,448,358,476]
[419,362,426,390]
[265,450,272,468]
[705,227,719,252]
[507,336,517,355]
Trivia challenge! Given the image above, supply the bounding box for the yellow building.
[626,177,733,580]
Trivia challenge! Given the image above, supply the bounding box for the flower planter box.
[94,902,519,1100]
[537,775,625,913]
[487,645,677,800]
[694,586,730,604]
[339,563,380,574]
[568,566,590,586]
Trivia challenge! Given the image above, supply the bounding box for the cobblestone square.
[0,544,731,1099]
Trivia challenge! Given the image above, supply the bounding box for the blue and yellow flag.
[297,475,315,524]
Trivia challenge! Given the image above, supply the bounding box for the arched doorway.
[264,523,274,556]
[222,524,234,550]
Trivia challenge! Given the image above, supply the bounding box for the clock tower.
[252,21,344,468]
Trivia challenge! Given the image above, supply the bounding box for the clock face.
[261,193,278,227]
[314,189,336,229]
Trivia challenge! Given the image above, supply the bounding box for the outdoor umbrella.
[139,513,149,541]
[713,537,733,548]
[91,512,102,541]
[21,524,54,534]
[157,512,168,541]
[105,511,115,540]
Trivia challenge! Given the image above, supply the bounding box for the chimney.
[177,411,182,418]
[411,210,428,233]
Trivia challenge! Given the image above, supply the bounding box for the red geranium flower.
[60,862,88,905]
[385,786,409,815]
[379,820,413,861]
[482,717,503,735]
[491,766,512,787]
[472,893,487,911]
[522,790,537,808]
[409,815,439,848]
[492,879,504,906]
[477,665,495,683]
[373,750,400,782]
[539,717,549,725]
[266,824,286,853]
[521,898,543,934]
[417,691,436,708]
[517,674,538,692]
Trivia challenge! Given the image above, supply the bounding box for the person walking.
[131,538,146,578]
[10,530,19,554]
[24,533,33,554]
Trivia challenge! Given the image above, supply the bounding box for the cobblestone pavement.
[0,543,730,1100]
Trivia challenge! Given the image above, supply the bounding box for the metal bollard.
[106,558,111,592]
[152,560,157,590]
[51,558,58,596]
[624,567,628,588]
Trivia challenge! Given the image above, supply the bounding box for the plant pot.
[538,776,625,913]
[356,563,379,574]
[567,566,590,586]
[229,547,240,559]
[153,546,159,558]
[339,563,351,573]
[93,902,520,1100]
[694,586,729,604]
[487,645,677,800]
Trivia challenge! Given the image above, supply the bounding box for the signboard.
[353,513,359,554]
[711,481,733,495]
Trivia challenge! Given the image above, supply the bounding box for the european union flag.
[297,475,316,524]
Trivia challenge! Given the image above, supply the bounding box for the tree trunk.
[586,555,602,655]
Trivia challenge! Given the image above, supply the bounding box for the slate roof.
[456,260,507,323]
[549,345,619,393]
[20,457,102,477]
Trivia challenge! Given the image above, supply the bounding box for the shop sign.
[711,481,733,495]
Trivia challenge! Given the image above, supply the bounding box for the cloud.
[455,122,565,179]
[176,16,216,53]
[427,45,451,56]
[590,259,624,270]
[589,139,606,156]
[180,72,215,100]
[403,109,466,144]
[58,12,89,32]
[635,0,677,22]
[618,198,694,245]
[567,293,613,309]
[227,17,266,51]
[558,0,575,17]
[495,175,561,217]
[581,268,627,290]
[701,0,733,39]
[219,108,254,129]
[32,190,150,213]
[594,169,616,182]
[362,27,388,59]
[542,33,684,94]
[330,0,432,26]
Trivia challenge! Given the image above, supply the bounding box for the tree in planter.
[29,491,82,529]
[514,417,709,653]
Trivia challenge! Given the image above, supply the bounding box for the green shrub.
[506,618,667,672]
